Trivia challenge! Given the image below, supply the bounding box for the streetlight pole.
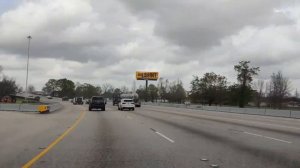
[25,35,32,100]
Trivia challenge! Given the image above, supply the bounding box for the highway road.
[0,102,300,168]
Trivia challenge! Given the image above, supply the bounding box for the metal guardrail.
[143,102,300,119]
[0,103,62,112]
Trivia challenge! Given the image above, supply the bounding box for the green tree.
[42,79,58,95]
[113,88,122,98]
[148,84,158,102]
[190,72,227,105]
[75,83,101,99]
[136,85,146,101]
[160,86,167,102]
[200,72,227,106]
[227,84,239,106]
[0,76,18,98]
[190,76,201,103]
[167,80,186,103]
[226,84,253,106]
[56,78,75,98]
[234,61,259,108]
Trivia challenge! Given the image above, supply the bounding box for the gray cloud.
[0,0,135,65]
[122,0,293,50]
[0,0,300,91]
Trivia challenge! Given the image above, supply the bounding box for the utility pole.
[25,35,32,100]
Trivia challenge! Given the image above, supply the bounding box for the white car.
[46,96,53,99]
[118,99,135,111]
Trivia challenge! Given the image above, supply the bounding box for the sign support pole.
[136,71,159,102]
[145,79,148,102]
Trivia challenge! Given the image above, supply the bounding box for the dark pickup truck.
[89,96,106,111]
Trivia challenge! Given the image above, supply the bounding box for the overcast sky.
[0,0,300,93]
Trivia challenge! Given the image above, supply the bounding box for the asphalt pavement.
[0,102,300,168]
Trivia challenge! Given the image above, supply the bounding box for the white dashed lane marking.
[150,128,175,143]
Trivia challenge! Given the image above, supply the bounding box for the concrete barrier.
[291,111,300,119]
[265,109,291,117]
[20,104,39,112]
[0,102,62,112]
[0,104,21,111]
[143,102,300,119]
[244,108,265,115]
[49,103,62,112]
[203,106,218,111]
[217,106,231,112]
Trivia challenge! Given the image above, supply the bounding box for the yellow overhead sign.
[136,71,159,81]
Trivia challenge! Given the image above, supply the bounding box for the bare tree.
[295,89,299,98]
[157,78,166,102]
[0,65,3,80]
[291,89,300,107]
[102,83,114,93]
[267,71,290,109]
[28,85,35,93]
[132,80,136,93]
[253,80,265,107]
[120,86,129,93]
[17,86,23,93]
[101,83,114,98]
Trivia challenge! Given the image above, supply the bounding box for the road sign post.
[136,71,159,102]
[136,71,159,81]
[145,79,148,102]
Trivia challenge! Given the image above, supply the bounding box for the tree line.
[1,61,298,109]
[189,61,296,109]
[43,78,98,98]
[42,78,130,99]
[42,77,187,104]
[136,79,186,103]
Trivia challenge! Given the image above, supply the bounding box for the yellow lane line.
[22,111,87,168]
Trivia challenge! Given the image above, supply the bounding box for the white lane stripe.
[243,131,292,144]
[150,128,174,143]
[154,131,175,143]
[147,107,300,131]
